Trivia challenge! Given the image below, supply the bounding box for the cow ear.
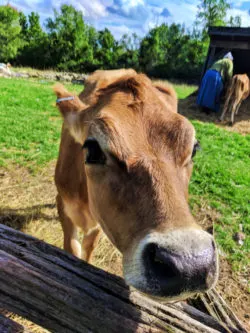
[54,84,85,116]
[153,81,178,112]
[54,84,86,144]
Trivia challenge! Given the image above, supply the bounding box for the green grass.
[189,122,250,272]
[0,77,249,273]
[0,78,82,170]
[173,83,197,99]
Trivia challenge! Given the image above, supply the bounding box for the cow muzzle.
[123,229,218,301]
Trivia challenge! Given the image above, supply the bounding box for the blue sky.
[5,0,250,38]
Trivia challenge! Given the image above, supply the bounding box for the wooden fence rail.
[0,224,247,333]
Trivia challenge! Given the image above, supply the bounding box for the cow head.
[54,69,218,301]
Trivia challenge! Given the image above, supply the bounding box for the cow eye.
[192,141,201,159]
[82,138,106,165]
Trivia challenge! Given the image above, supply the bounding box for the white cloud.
[161,1,198,28]
[9,0,250,39]
[124,0,144,7]
[227,8,250,26]
[75,0,107,18]
[110,24,133,39]
[53,0,108,18]
[155,1,250,29]
[12,0,108,18]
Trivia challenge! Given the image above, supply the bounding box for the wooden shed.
[202,26,250,78]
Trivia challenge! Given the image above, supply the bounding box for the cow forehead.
[87,90,195,162]
[82,70,195,159]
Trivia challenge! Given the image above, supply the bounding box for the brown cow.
[220,74,250,125]
[54,69,218,301]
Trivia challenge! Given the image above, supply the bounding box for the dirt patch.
[217,259,249,328]
[0,164,249,331]
[179,93,250,135]
[0,164,62,249]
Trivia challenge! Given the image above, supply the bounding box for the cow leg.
[58,197,99,261]
[220,107,227,122]
[56,195,81,258]
[230,100,240,126]
[230,107,236,126]
[230,112,235,126]
[220,106,228,122]
[235,101,242,115]
[220,93,231,121]
[82,226,102,262]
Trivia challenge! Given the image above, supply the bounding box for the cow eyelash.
[82,138,106,165]
[110,153,127,172]
[192,141,201,159]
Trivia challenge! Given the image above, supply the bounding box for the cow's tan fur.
[54,69,218,300]
[220,74,250,125]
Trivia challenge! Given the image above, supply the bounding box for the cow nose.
[143,237,217,297]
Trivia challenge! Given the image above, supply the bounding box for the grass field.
[0,79,82,169]
[0,77,249,277]
[172,83,197,99]
[189,121,249,272]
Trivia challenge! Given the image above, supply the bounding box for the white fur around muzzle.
[123,228,218,300]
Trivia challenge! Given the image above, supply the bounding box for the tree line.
[0,0,241,80]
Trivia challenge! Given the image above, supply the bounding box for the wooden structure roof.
[202,26,250,78]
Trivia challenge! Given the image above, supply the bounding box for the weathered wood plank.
[0,224,247,333]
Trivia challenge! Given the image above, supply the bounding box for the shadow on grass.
[0,203,57,232]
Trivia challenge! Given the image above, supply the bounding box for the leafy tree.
[194,0,241,66]
[196,0,230,38]
[139,23,207,80]
[27,12,44,41]
[0,5,22,62]
[140,24,181,73]
[17,12,48,67]
[196,0,242,39]
[46,4,97,71]
[228,15,242,27]
[1,2,243,80]
[139,26,163,71]
[96,28,118,68]
[19,12,28,40]
[118,33,140,69]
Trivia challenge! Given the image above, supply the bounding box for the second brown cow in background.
[220,74,250,125]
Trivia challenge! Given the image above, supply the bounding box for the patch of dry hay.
[179,93,250,135]
[0,164,249,331]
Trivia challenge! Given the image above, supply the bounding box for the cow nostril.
[140,232,218,297]
[145,243,179,279]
